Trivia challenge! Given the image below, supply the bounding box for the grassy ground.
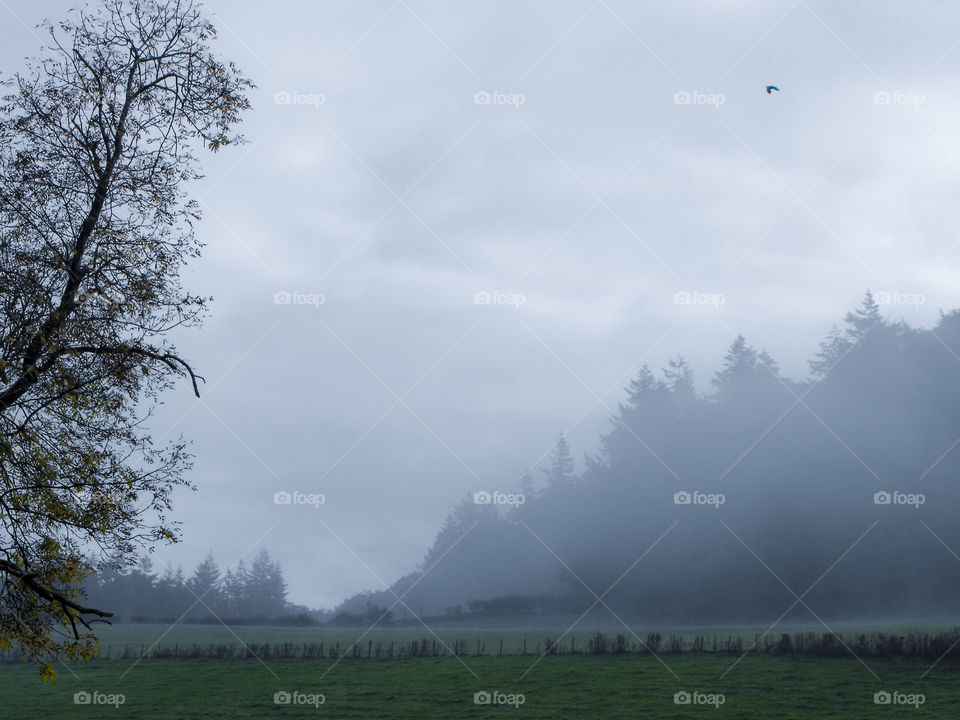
[0,654,957,719]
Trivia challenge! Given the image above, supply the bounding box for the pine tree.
[810,323,851,377]
[664,356,696,400]
[757,350,780,378]
[247,549,287,618]
[810,292,886,378]
[221,560,249,618]
[421,498,489,568]
[623,364,665,411]
[135,556,155,579]
[188,552,222,610]
[844,290,883,341]
[711,335,759,398]
[543,435,576,487]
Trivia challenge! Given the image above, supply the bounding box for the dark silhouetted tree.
[0,0,251,677]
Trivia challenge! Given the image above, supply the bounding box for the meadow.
[1,624,958,718]
[0,654,955,719]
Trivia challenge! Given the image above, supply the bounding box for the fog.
[329,298,960,627]
[6,0,960,621]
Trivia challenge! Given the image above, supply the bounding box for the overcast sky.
[3,0,960,608]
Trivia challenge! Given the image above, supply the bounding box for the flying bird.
[766,85,779,94]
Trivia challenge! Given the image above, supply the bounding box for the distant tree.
[220,560,249,619]
[122,557,157,621]
[663,355,696,401]
[810,323,852,377]
[844,290,883,341]
[756,349,780,378]
[155,563,187,619]
[810,292,886,377]
[421,498,489,568]
[600,364,675,467]
[711,334,759,399]
[543,435,576,487]
[246,550,287,618]
[0,0,251,677]
[187,552,222,614]
[623,364,665,408]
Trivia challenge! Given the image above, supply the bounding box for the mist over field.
[83,293,960,631]
[3,0,953,615]
[19,0,955,612]
[4,1,960,717]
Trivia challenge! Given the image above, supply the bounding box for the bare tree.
[0,0,252,678]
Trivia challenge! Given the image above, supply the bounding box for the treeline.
[84,549,319,624]
[336,292,960,625]
[8,628,960,663]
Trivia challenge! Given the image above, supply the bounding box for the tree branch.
[52,344,205,397]
[0,559,113,638]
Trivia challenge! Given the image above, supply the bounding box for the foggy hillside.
[336,292,960,625]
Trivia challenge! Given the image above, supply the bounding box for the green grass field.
[1,652,957,718]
